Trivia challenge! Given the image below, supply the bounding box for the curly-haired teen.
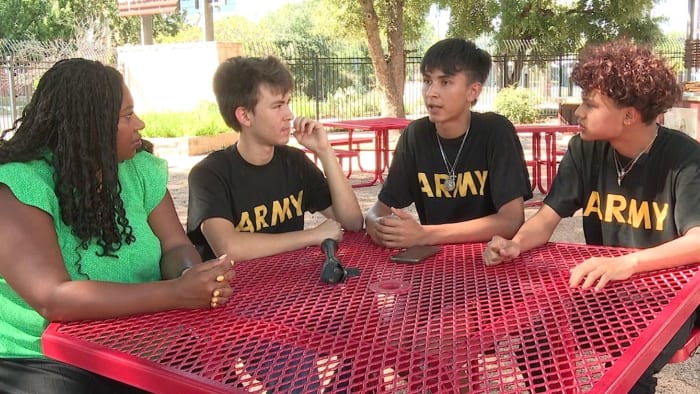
[0,58,235,393]
[484,39,700,393]
[187,56,363,262]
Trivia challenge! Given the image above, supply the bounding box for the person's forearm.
[623,229,700,274]
[42,280,180,322]
[509,204,561,254]
[422,213,522,245]
[511,219,556,254]
[316,148,363,231]
[160,243,202,279]
[217,230,321,262]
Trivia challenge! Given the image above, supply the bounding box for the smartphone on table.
[390,245,441,264]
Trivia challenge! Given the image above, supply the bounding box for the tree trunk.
[386,0,405,117]
[505,49,526,87]
[358,0,405,117]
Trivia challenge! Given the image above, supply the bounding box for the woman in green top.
[0,59,235,393]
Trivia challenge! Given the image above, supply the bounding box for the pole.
[203,1,214,42]
[140,15,154,45]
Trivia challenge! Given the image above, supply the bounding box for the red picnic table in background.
[43,232,700,393]
[515,124,580,196]
[319,118,579,194]
[321,117,412,187]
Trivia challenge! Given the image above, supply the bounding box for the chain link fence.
[1,39,114,131]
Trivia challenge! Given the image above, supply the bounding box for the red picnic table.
[515,124,580,196]
[43,232,700,393]
[321,117,412,187]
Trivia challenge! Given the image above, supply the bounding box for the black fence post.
[558,55,563,98]
[313,54,320,120]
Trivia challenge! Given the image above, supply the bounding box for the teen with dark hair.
[0,58,235,393]
[365,38,532,248]
[187,56,363,262]
[484,39,700,393]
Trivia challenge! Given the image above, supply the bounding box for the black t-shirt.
[544,126,700,248]
[187,144,332,259]
[379,112,533,225]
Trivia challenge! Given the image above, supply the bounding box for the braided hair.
[0,58,134,259]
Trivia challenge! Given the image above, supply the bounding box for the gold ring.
[216,275,225,282]
[211,297,219,304]
[210,301,217,308]
[213,289,221,297]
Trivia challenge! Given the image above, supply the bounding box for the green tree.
[0,0,186,46]
[441,0,664,85]
[320,0,434,117]
[216,15,272,43]
[255,1,370,101]
[311,0,666,115]
[1,0,72,40]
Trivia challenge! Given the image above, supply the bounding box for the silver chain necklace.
[436,127,470,192]
[613,127,658,187]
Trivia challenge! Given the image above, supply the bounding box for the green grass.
[140,102,230,138]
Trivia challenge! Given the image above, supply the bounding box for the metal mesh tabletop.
[43,232,700,393]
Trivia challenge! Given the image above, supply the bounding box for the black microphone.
[320,239,360,284]
[321,238,338,259]
[320,239,345,284]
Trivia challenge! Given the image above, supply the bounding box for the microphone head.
[321,238,338,257]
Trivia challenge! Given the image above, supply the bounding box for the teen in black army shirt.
[366,38,532,248]
[484,39,700,394]
[187,57,363,262]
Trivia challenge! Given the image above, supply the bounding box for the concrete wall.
[117,42,241,113]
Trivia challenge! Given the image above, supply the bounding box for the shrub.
[140,101,229,137]
[292,89,382,119]
[494,86,540,124]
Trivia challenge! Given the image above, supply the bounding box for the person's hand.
[312,218,343,244]
[371,207,424,248]
[365,213,385,246]
[175,254,235,309]
[483,235,520,266]
[569,256,637,290]
[293,117,329,154]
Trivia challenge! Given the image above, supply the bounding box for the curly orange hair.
[571,39,681,124]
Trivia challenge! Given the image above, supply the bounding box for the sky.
[654,0,688,33]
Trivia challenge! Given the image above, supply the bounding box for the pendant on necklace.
[445,174,456,192]
[617,170,625,186]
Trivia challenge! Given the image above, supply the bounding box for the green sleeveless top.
[0,151,168,358]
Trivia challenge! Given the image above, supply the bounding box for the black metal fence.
[1,38,687,131]
[245,38,687,121]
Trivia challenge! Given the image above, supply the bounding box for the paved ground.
[164,150,699,393]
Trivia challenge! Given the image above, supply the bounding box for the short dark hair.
[420,38,492,84]
[213,56,294,131]
[571,39,681,124]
